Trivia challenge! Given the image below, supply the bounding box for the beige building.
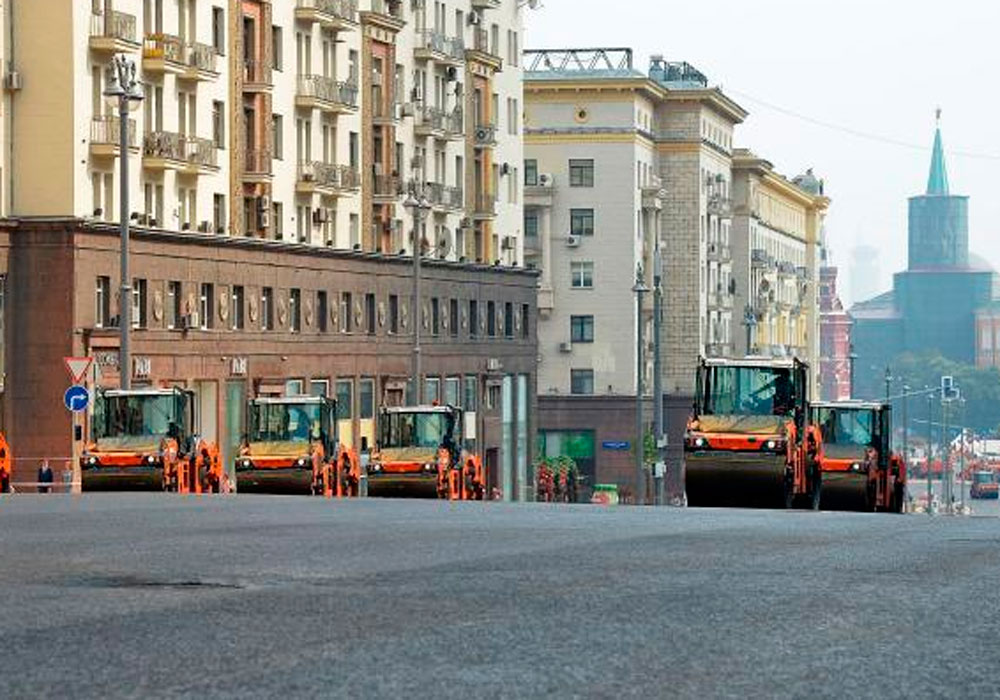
[0,0,538,499]
[730,150,829,396]
[523,48,746,498]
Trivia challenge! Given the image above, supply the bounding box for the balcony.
[414,30,465,66]
[90,11,140,53]
[295,0,359,31]
[473,123,497,149]
[373,174,403,201]
[422,182,463,211]
[143,33,186,74]
[641,184,665,211]
[796,265,811,281]
[471,0,501,7]
[751,248,768,268]
[362,0,405,32]
[473,192,497,218]
[707,194,732,218]
[243,59,273,92]
[186,42,219,80]
[706,242,731,262]
[467,28,503,70]
[143,131,218,174]
[296,75,359,113]
[244,149,273,182]
[90,116,136,157]
[297,162,360,196]
[777,261,796,277]
[705,343,730,358]
[372,96,399,124]
[413,105,464,140]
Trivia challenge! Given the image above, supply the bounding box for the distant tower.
[907,110,969,269]
[849,244,882,305]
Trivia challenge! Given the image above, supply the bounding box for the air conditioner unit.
[468,10,481,25]
[500,162,510,176]
[459,216,473,229]
[446,66,458,82]
[258,194,271,212]
[298,234,308,243]
[181,312,200,331]
[501,235,516,251]
[259,208,271,229]
[400,102,415,118]
[558,341,572,353]
[197,221,211,233]
[4,71,23,92]
[537,173,553,187]
[566,234,580,247]
[411,84,423,102]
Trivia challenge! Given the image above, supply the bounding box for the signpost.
[63,386,90,413]
[64,357,93,385]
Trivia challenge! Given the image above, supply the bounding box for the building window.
[131,278,147,329]
[199,283,214,329]
[212,6,225,54]
[388,294,399,334]
[336,379,353,420]
[212,100,225,148]
[464,376,478,411]
[272,26,283,71]
[504,302,513,338]
[290,288,301,333]
[365,293,376,335]
[360,378,375,420]
[272,114,283,160]
[232,285,245,330]
[521,304,530,339]
[213,193,226,233]
[449,298,459,338]
[317,291,328,333]
[167,281,181,330]
[487,383,501,411]
[469,300,478,338]
[569,159,594,187]
[431,297,440,336]
[487,301,496,337]
[570,208,595,237]
[571,369,595,395]
[262,287,274,330]
[524,210,538,239]
[571,261,594,289]
[524,159,538,186]
[340,292,352,333]
[570,315,594,343]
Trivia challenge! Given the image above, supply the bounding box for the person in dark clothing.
[37,460,54,494]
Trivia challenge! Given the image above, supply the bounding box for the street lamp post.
[403,189,432,405]
[959,398,967,511]
[902,383,909,482]
[926,390,934,509]
[848,345,858,399]
[652,248,664,506]
[632,263,649,506]
[942,397,950,511]
[104,55,144,390]
[742,305,757,356]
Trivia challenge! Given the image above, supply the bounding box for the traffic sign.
[64,385,90,413]
[64,357,93,384]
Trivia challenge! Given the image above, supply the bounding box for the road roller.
[367,404,485,499]
[684,357,822,509]
[235,395,360,496]
[814,401,906,512]
[81,388,225,493]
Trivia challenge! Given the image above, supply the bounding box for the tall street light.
[848,344,858,399]
[926,389,934,509]
[403,188,432,405]
[632,263,649,506]
[652,247,664,506]
[104,54,144,390]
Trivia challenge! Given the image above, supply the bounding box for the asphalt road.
[1,495,999,699]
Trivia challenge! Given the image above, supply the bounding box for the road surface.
[1,495,998,698]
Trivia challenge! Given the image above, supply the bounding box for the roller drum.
[686,452,790,508]
[819,472,873,511]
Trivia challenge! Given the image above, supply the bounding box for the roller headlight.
[87,456,97,466]
[147,455,156,465]
[371,463,382,473]
[423,463,436,472]
[694,437,706,448]
[296,457,307,467]
[241,459,252,468]
[850,462,862,472]
[766,440,777,450]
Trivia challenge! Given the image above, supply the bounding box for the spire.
[926,108,949,195]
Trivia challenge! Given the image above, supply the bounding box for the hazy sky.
[524,0,1000,306]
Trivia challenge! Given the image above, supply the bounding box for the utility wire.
[727,89,1000,162]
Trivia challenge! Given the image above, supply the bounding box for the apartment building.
[730,151,829,396]
[0,0,536,499]
[523,48,746,496]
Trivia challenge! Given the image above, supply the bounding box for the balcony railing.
[472,28,500,61]
[372,96,399,122]
[416,30,465,62]
[143,131,217,169]
[707,195,732,218]
[91,116,136,149]
[90,10,139,45]
[751,248,768,266]
[188,42,218,74]
[796,265,811,281]
[245,149,273,176]
[471,0,501,7]
[707,242,731,262]
[296,0,359,23]
[299,162,359,191]
[415,105,464,138]
[370,0,403,20]
[473,123,497,147]
[143,33,185,64]
[297,75,358,110]
[373,174,402,198]
[244,59,273,87]
[777,261,797,276]
[474,192,497,216]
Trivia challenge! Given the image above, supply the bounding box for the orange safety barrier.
[0,432,12,493]
[321,444,360,499]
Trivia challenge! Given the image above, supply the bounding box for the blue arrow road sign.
[64,385,89,413]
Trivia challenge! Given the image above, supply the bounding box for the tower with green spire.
[907,111,969,268]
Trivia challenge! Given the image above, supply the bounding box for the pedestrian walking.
[37,460,54,494]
